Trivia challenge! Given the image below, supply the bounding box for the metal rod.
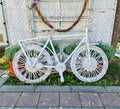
[1,0,9,45]
[19,33,86,42]
[64,36,86,64]
[32,37,50,66]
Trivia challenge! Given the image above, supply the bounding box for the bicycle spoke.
[13,45,53,83]
[71,45,108,82]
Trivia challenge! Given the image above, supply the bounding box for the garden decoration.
[12,0,108,83]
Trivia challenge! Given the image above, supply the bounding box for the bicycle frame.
[19,27,90,65]
[13,0,108,83]
[18,27,91,82]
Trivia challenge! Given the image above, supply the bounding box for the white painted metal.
[13,26,108,83]
[13,44,53,83]
[71,45,108,82]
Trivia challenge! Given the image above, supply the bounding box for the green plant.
[45,42,60,55]
[63,43,77,55]
[0,47,5,58]
[4,67,120,86]
[4,56,120,86]
[4,76,25,85]
[3,43,120,86]
[97,43,116,60]
[0,56,9,70]
[5,45,21,61]
[0,56,7,64]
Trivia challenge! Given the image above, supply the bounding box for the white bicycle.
[13,0,108,83]
[13,27,108,83]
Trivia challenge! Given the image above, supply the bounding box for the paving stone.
[62,107,81,109]
[105,86,120,92]
[37,107,76,109]
[16,93,40,107]
[0,86,36,92]
[0,93,21,107]
[37,107,50,109]
[82,107,104,109]
[105,107,120,109]
[35,86,70,92]
[0,73,9,86]
[0,70,5,73]
[0,107,13,109]
[0,93,2,96]
[80,93,103,107]
[38,107,64,109]
[60,93,81,107]
[29,86,106,92]
[15,107,36,109]
[99,93,120,107]
[38,92,59,106]
[70,86,106,92]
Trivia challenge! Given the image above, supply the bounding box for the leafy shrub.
[97,43,116,60]
[63,43,77,55]
[0,47,5,58]
[0,56,7,64]
[46,42,60,55]
[5,45,21,61]
[0,56,9,70]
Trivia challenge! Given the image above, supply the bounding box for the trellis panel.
[2,0,117,45]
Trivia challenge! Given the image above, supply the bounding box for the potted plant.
[5,45,20,76]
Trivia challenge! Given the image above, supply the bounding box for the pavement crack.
[97,92,106,109]
[36,92,41,108]
[14,92,23,108]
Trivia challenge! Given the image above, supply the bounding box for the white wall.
[0,2,7,46]
[2,0,117,45]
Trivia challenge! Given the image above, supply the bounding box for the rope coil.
[33,0,88,32]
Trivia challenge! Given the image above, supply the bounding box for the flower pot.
[8,60,16,76]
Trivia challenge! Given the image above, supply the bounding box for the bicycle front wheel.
[13,45,53,83]
[71,45,108,82]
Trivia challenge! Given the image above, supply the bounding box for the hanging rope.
[32,0,88,32]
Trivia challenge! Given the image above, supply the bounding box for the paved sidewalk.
[0,91,120,109]
[0,71,120,109]
[0,86,120,109]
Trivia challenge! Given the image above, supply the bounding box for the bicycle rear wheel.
[71,45,108,82]
[13,44,52,83]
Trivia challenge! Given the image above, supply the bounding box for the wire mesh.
[3,0,30,45]
[2,0,117,45]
